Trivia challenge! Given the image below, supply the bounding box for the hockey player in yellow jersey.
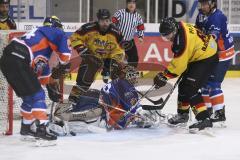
[153,17,218,133]
[0,0,16,30]
[68,9,125,104]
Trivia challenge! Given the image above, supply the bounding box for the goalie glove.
[46,81,62,102]
[134,107,159,128]
[51,63,71,79]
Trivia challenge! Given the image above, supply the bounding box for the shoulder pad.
[108,24,123,42]
[76,22,97,35]
[109,24,120,34]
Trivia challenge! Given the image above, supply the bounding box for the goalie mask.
[121,65,140,85]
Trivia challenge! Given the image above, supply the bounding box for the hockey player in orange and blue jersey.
[0,16,71,142]
[196,0,235,124]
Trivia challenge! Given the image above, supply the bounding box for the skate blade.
[20,135,37,142]
[168,123,188,128]
[189,127,215,137]
[49,123,67,136]
[34,139,57,147]
[213,121,227,128]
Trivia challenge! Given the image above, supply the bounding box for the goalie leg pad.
[54,102,102,123]
[68,85,87,104]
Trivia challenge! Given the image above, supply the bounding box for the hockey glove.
[135,107,154,128]
[46,81,62,102]
[74,45,89,57]
[51,63,71,79]
[153,72,167,89]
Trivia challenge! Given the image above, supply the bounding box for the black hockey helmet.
[0,0,10,4]
[43,15,63,29]
[97,9,111,20]
[159,17,177,36]
[126,0,136,3]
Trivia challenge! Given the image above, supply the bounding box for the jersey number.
[196,29,211,51]
[196,29,210,43]
[22,28,37,39]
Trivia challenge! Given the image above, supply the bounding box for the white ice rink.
[1,78,240,160]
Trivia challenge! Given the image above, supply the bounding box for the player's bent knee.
[179,82,199,98]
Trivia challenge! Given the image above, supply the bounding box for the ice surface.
[1,78,240,160]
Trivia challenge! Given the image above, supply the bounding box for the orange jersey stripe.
[32,111,48,120]
[31,38,59,53]
[202,95,211,103]
[31,38,50,53]
[56,52,71,63]
[217,34,225,51]
[39,76,50,85]
[218,47,235,61]
[20,111,34,120]
[211,95,224,106]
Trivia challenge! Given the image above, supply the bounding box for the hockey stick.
[49,102,55,123]
[136,90,163,105]
[142,75,183,111]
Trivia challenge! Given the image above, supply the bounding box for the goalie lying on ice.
[54,65,159,132]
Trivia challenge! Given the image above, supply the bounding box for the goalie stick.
[142,75,183,111]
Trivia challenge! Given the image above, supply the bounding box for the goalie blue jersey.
[21,26,71,84]
[100,79,140,129]
[195,9,234,61]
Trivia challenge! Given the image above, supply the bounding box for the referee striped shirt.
[112,8,145,41]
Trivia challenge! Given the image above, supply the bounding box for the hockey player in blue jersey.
[195,0,235,124]
[0,16,71,142]
[54,65,158,132]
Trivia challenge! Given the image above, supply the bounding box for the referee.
[112,0,144,68]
